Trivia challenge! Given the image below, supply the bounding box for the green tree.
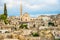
[0,3,8,24]
[0,14,9,24]
[55,39,60,40]
[0,14,6,20]
[4,3,7,18]
[4,20,9,24]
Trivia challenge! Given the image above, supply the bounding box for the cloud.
[0,6,3,10]
[21,0,59,11]
[23,3,46,10]
[45,0,58,4]
[0,0,60,16]
[2,0,19,9]
[1,0,59,10]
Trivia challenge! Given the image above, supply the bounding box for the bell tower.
[20,0,22,16]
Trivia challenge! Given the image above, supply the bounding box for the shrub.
[32,32,39,37]
[20,24,28,29]
[48,22,55,26]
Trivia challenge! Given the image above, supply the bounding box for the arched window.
[33,24,35,27]
[25,19,27,21]
[21,18,22,21]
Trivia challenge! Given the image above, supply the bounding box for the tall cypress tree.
[4,3,7,18]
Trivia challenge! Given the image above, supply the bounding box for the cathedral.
[6,0,51,29]
[19,0,51,28]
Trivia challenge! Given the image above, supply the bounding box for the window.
[0,31,2,33]
[25,19,27,21]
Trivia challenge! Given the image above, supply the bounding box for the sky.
[0,0,60,17]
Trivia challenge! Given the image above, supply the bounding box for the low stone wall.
[4,39,18,40]
[25,37,41,40]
